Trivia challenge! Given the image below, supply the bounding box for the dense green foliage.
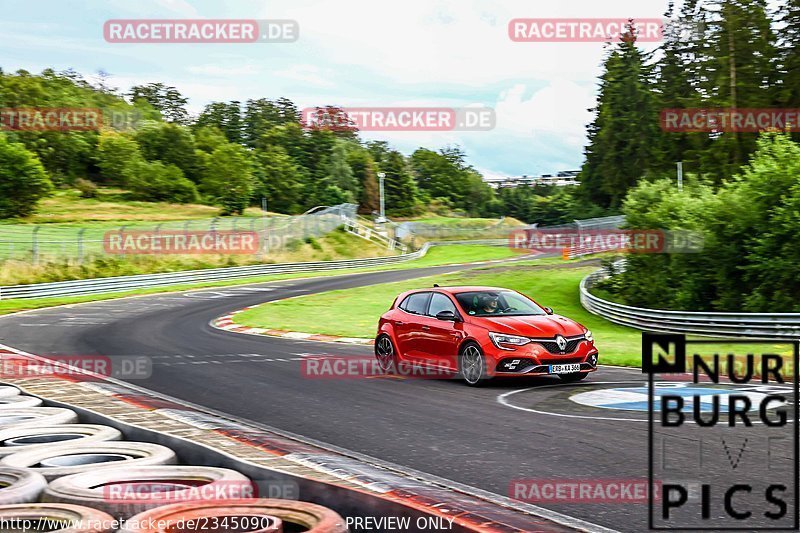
[581,0,797,207]
[0,135,52,217]
[0,67,587,222]
[599,134,800,312]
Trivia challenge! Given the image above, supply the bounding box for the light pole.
[377,172,386,223]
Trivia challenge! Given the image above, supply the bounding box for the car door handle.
[396,321,405,325]
[421,325,430,331]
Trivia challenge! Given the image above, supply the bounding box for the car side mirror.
[544,307,554,315]
[435,310,458,321]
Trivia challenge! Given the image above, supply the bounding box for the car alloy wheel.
[460,344,485,385]
[375,335,396,373]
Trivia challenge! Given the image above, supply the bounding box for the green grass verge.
[6,188,272,224]
[0,244,526,316]
[235,262,644,367]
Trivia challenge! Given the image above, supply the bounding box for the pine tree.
[380,150,419,216]
[580,22,661,208]
[777,0,800,140]
[697,0,779,181]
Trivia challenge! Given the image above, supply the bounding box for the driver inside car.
[480,294,501,314]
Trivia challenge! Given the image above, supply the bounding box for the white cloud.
[186,64,262,76]
[274,65,336,88]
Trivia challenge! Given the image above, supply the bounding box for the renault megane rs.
[375,286,599,385]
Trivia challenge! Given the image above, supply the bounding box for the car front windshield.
[454,291,546,317]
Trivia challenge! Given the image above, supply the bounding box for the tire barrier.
[0,407,79,429]
[0,466,47,504]
[0,503,116,532]
[0,385,20,398]
[0,395,43,409]
[43,465,253,521]
[0,424,123,457]
[120,499,347,533]
[1,442,177,480]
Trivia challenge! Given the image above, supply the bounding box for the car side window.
[427,292,457,317]
[399,292,431,315]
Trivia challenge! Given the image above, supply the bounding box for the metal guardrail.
[580,268,800,339]
[0,244,431,300]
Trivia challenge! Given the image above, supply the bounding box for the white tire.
[0,503,116,532]
[0,396,43,409]
[0,385,21,398]
[0,408,79,429]
[0,466,47,504]
[0,424,123,457]
[1,442,177,480]
[44,465,252,520]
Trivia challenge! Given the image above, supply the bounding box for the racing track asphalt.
[0,262,658,532]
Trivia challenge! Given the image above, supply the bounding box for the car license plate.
[549,364,581,374]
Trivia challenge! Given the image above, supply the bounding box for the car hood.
[475,314,585,338]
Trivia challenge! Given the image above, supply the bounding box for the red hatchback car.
[375,286,598,385]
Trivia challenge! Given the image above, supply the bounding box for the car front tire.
[459,342,488,386]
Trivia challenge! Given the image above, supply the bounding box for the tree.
[380,150,419,216]
[201,144,254,215]
[695,0,779,181]
[243,98,300,147]
[135,122,201,182]
[580,23,662,208]
[324,141,357,201]
[194,126,228,153]
[253,146,304,213]
[0,134,52,218]
[195,102,243,144]
[96,132,141,185]
[346,145,380,214]
[776,0,800,140]
[127,160,198,203]
[129,83,189,124]
[654,1,709,175]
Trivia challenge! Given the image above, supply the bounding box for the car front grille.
[536,336,584,355]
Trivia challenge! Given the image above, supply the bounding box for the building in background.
[484,170,580,189]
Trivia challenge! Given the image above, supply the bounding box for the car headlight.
[584,330,594,343]
[489,332,531,350]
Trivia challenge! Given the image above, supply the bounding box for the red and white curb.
[209,251,547,346]
[212,307,374,345]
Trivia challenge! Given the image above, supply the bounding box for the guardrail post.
[31,226,40,265]
[118,225,127,258]
[77,228,87,264]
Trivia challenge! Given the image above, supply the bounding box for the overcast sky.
[0,0,672,178]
